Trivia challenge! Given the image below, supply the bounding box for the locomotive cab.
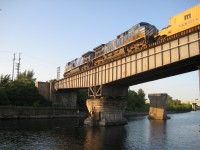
[82,51,95,68]
[82,51,95,64]
[139,22,159,43]
[64,58,78,77]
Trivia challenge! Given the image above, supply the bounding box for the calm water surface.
[0,111,200,150]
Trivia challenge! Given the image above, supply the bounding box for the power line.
[0,51,60,67]
[23,53,60,66]
[0,50,15,53]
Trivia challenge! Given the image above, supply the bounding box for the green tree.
[137,89,146,107]
[16,70,36,83]
[0,74,10,85]
[0,74,10,105]
[0,87,9,105]
[5,80,37,106]
[127,90,138,110]
[166,95,191,111]
[127,89,146,111]
[0,70,51,106]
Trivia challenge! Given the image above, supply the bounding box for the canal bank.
[0,107,192,119]
[124,110,191,117]
[0,107,87,119]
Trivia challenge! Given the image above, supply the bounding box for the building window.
[184,14,191,20]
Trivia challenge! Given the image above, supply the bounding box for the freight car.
[158,4,200,38]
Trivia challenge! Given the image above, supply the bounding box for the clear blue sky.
[0,0,200,101]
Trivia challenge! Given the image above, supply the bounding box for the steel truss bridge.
[55,25,200,97]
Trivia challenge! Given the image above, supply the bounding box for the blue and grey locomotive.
[93,22,158,64]
[64,22,158,77]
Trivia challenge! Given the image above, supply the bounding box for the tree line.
[0,71,192,112]
[127,89,149,111]
[127,89,192,112]
[166,95,191,112]
[0,70,51,106]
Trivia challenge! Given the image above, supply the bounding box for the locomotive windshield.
[139,22,150,26]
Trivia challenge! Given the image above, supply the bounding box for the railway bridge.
[52,25,200,125]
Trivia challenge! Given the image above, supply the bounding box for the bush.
[127,89,147,111]
[0,87,9,105]
[0,72,52,107]
[166,95,192,112]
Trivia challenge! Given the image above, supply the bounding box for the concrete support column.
[53,91,77,108]
[35,82,50,100]
[192,103,197,111]
[85,86,128,126]
[50,82,77,108]
[148,93,170,120]
[84,98,127,126]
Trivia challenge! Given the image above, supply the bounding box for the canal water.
[0,111,199,150]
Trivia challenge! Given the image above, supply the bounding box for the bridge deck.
[55,26,200,90]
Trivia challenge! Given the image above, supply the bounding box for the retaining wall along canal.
[0,107,87,119]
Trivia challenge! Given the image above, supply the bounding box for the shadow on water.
[0,118,84,131]
[0,118,86,150]
[0,118,128,150]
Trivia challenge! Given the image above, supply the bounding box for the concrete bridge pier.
[84,85,128,126]
[148,93,170,120]
[50,82,77,108]
[35,81,77,108]
[192,103,197,111]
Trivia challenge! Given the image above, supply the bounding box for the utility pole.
[57,66,60,80]
[12,53,15,81]
[16,53,21,77]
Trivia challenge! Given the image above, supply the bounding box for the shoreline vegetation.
[0,71,193,120]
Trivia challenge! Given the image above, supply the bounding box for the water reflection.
[84,126,127,150]
[0,111,199,150]
[148,120,167,150]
